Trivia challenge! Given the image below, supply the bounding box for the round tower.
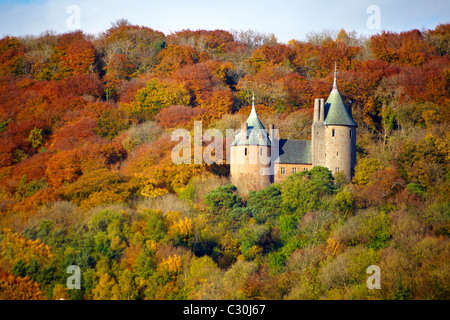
[230,95,272,193]
[323,63,357,180]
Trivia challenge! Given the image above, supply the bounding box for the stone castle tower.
[230,64,357,192]
[230,94,273,192]
[311,63,357,180]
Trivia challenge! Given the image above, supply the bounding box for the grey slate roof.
[274,139,312,164]
[323,89,357,127]
[231,105,271,146]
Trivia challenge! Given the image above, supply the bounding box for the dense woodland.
[0,20,449,300]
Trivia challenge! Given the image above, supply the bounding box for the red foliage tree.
[51,117,98,151]
[370,30,437,66]
[155,105,207,129]
[0,36,25,76]
[45,149,83,187]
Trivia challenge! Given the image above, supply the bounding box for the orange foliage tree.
[0,36,25,76]
[369,30,437,66]
[155,45,199,75]
[51,31,96,78]
[0,271,46,300]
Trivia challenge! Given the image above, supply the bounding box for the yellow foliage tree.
[169,217,194,243]
[91,273,119,300]
[120,78,190,122]
[158,254,183,276]
[140,179,169,198]
[52,283,69,300]
[0,228,53,266]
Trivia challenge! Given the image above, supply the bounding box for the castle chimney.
[241,122,248,143]
[319,98,325,122]
[269,124,275,142]
[314,99,319,123]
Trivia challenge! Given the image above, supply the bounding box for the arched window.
[332,129,335,137]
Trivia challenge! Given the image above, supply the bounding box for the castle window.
[350,130,352,138]
[337,151,338,156]
[281,167,285,175]
[332,129,335,137]
[261,168,264,175]
[260,147,262,156]
[292,167,297,173]
[245,148,247,156]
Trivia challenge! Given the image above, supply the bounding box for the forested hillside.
[0,20,448,300]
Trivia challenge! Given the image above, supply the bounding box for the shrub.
[319,245,379,290]
[331,209,392,249]
[121,120,162,152]
[281,166,335,216]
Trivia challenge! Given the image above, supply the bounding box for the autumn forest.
[0,20,449,300]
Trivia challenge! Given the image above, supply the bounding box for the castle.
[230,64,357,193]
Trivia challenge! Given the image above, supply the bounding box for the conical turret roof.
[324,63,357,127]
[232,94,271,146]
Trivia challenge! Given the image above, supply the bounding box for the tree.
[45,149,82,187]
[204,184,243,215]
[50,31,96,78]
[230,29,276,49]
[121,78,190,122]
[353,157,383,185]
[395,135,448,194]
[246,184,282,223]
[336,29,350,45]
[167,29,234,54]
[155,105,206,129]
[0,36,25,76]
[281,166,335,216]
[0,271,46,300]
[369,30,437,66]
[426,23,450,55]
[185,255,223,299]
[247,44,294,73]
[155,45,199,75]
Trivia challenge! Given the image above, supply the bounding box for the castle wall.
[273,163,313,184]
[324,125,356,180]
[230,145,272,194]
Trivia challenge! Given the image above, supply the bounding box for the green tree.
[204,184,243,215]
[246,184,282,223]
[281,166,335,216]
